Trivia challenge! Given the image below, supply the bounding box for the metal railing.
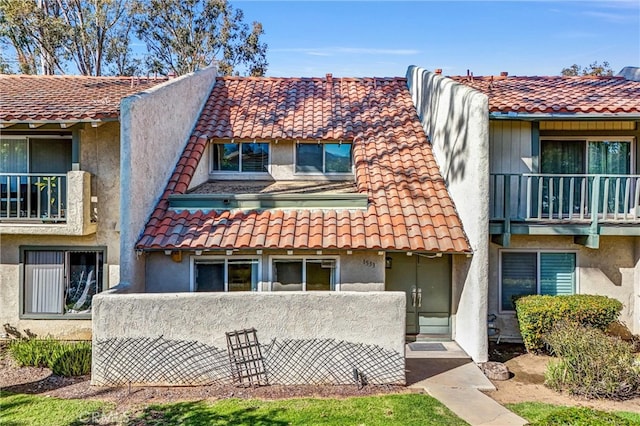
[0,173,67,221]
[490,173,640,223]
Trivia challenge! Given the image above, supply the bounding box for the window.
[1,137,72,218]
[540,138,632,175]
[22,248,104,317]
[193,258,259,292]
[539,138,633,215]
[1,137,72,175]
[211,142,269,173]
[295,143,352,173]
[271,258,337,291]
[500,251,576,311]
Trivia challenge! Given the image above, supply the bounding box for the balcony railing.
[0,173,67,222]
[490,173,640,223]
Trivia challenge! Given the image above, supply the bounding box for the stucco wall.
[0,123,122,339]
[92,291,405,385]
[489,235,639,339]
[145,249,385,293]
[406,66,489,362]
[119,66,218,291]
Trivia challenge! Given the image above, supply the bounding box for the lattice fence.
[93,335,404,387]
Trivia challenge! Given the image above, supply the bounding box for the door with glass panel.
[540,139,631,217]
[0,137,71,218]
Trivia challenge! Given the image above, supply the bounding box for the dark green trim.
[18,245,108,320]
[490,222,640,237]
[531,122,540,173]
[574,235,599,249]
[71,130,80,167]
[168,193,369,210]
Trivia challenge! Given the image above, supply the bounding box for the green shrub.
[50,342,91,376]
[514,294,622,353]
[530,406,634,426]
[8,338,91,376]
[544,323,640,400]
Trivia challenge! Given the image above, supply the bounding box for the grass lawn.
[0,391,113,426]
[507,402,640,425]
[0,392,467,426]
[129,393,467,426]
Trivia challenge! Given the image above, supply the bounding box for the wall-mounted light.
[385,256,392,269]
[195,250,203,256]
[316,250,323,255]
[226,249,233,256]
[256,249,263,254]
[287,250,294,255]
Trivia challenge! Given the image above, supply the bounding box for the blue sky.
[233,0,640,77]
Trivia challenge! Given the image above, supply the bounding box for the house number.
[362,259,376,268]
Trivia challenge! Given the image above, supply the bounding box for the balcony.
[490,173,640,248]
[0,171,96,236]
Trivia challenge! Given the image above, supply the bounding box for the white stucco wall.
[406,66,489,362]
[489,235,640,339]
[92,291,405,385]
[119,66,218,291]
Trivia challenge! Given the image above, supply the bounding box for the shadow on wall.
[407,66,489,185]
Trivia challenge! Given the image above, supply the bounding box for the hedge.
[514,294,622,353]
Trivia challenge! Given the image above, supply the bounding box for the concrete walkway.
[406,342,527,426]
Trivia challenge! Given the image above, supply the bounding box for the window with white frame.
[22,248,104,317]
[211,142,269,173]
[295,142,352,173]
[193,258,259,292]
[500,251,576,312]
[271,258,337,291]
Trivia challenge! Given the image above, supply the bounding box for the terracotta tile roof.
[0,74,167,122]
[137,76,471,253]
[449,75,640,114]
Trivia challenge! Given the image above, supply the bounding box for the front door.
[385,253,452,337]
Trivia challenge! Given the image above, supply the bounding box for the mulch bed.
[0,343,409,408]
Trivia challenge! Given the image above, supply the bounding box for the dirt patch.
[485,342,640,413]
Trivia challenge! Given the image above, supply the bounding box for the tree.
[0,0,137,75]
[0,0,67,74]
[56,0,134,76]
[133,0,267,76]
[561,61,614,76]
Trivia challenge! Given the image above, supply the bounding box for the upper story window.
[211,142,269,173]
[1,136,72,175]
[541,138,632,175]
[295,142,352,174]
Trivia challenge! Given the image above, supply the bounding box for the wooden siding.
[540,121,636,131]
[489,121,532,174]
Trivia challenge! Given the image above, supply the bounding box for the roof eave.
[0,118,119,129]
[489,112,640,121]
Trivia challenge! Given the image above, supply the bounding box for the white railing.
[0,173,67,221]
[490,173,640,223]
